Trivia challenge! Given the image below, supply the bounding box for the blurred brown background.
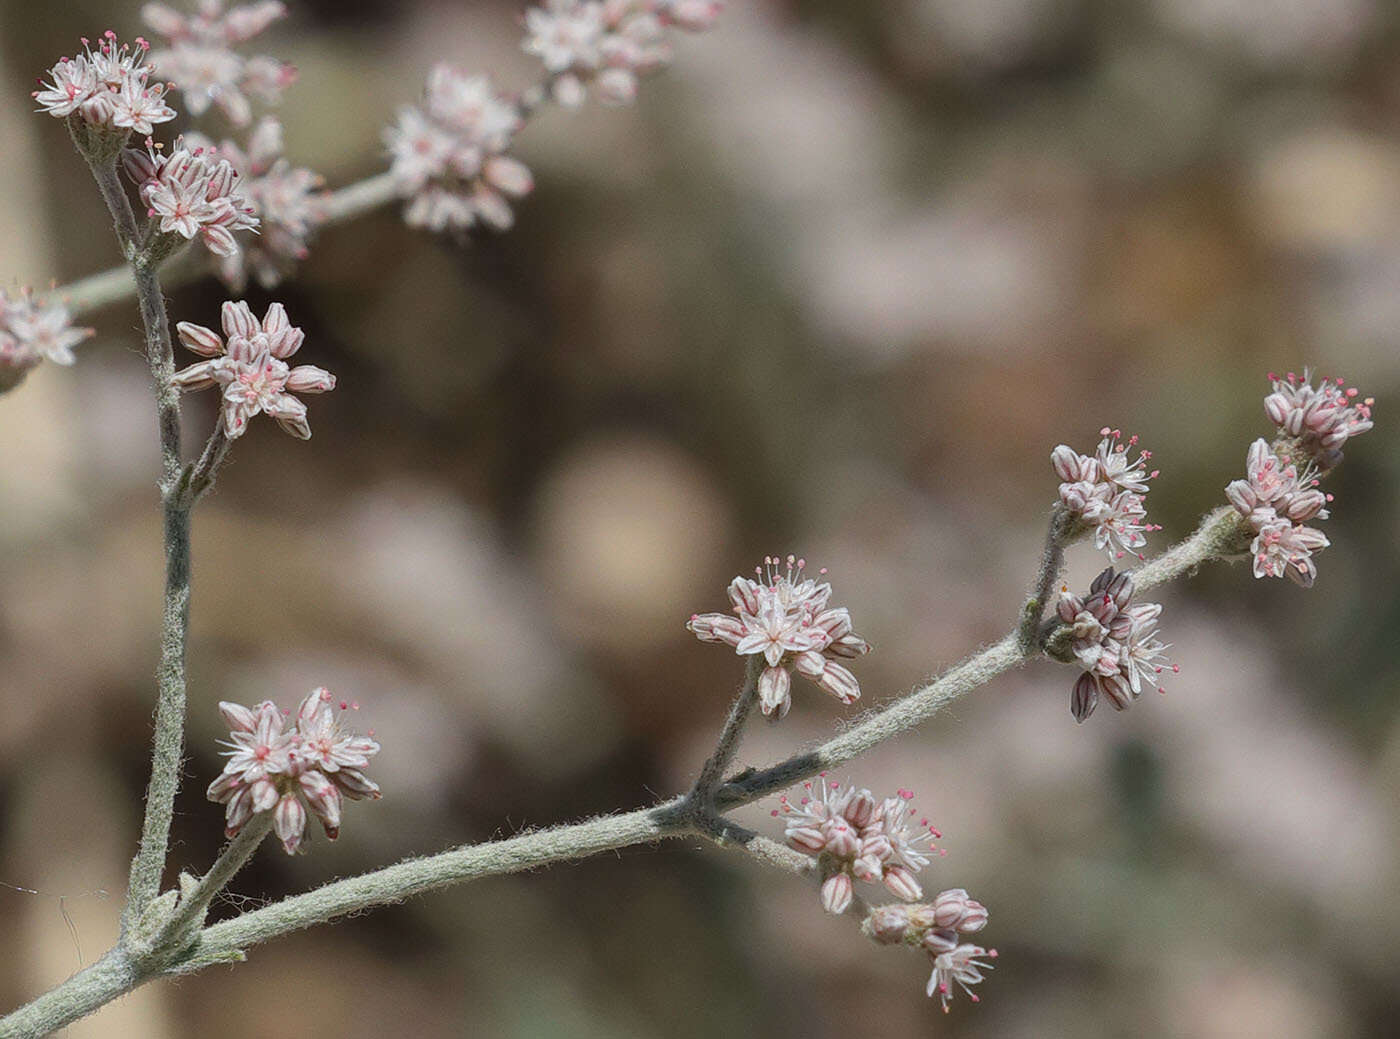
[2,0,1399,1036]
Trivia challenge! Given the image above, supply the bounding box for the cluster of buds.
[0,289,93,393]
[687,555,870,718]
[208,688,380,854]
[523,0,721,108]
[143,0,296,126]
[384,68,534,235]
[863,891,995,1012]
[1222,372,1373,588]
[186,118,327,289]
[1054,566,1175,723]
[172,300,335,439]
[123,137,259,258]
[776,776,941,913]
[34,32,176,158]
[1051,429,1160,560]
[1264,370,1374,472]
[1226,438,1332,587]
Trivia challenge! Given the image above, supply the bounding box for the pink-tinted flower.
[687,555,870,718]
[926,943,997,1012]
[186,118,327,289]
[123,137,259,256]
[1226,438,1333,588]
[0,288,94,390]
[1263,369,1374,471]
[207,687,380,854]
[522,1,719,107]
[34,32,176,139]
[172,300,334,439]
[1056,567,1176,723]
[385,68,533,234]
[143,0,295,126]
[860,892,995,1011]
[1052,429,1161,560]
[776,776,942,912]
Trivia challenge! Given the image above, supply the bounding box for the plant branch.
[183,417,235,504]
[686,655,763,811]
[1018,504,1071,653]
[0,504,1251,1036]
[121,262,193,933]
[156,815,274,953]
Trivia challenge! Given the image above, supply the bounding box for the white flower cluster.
[1263,369,1373,472]
[208,688,380,855]
[863,891,994,1013]
[143,0,295,126]
[0,289,94,393]
[779,776,941,914]
[384,68,534,234]
[33,31,176,142]
[172,300,335,439]
[687,555,870,718]
[523,0,721,107]
[122,137,259,256]
[1052,429,1160,561]
[1056,566,1174,723]
[186,118,327,289]
[1224,371,1373,588]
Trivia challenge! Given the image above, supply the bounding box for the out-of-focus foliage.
[1,1,1397,1036]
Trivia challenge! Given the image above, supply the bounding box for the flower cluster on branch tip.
[172,300,334,438]
[1054,567,1175,723]
[143,0,295,126]
[124,137,260,257]
[385,69,534,234]
[687,555,870,718]
[523,0,721,107]
[208,688,380,855]
[185,117,328,290]
[1052,428,1160,561]
[1227,371,1373,587]
[863,891,995,1012]
[777,775,942,914]
[34,31,176,156]
[0,289,93,393]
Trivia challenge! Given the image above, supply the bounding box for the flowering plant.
[0,2,1383,1035]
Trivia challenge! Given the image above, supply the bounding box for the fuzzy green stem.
[686,655,764,811]
[0,951,138,1039]
[1018,505,1072,653]
[156,815,274,954]
[0,505,1261,1035]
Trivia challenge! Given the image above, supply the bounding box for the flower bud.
[821,872,853,915]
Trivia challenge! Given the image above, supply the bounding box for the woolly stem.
[156,815,274,953]
[0,506,1256,1035]
[1018,505,1071,653]
[686,655,764,811]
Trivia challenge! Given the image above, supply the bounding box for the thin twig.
[0,506,1242,1035]
[155,815,274,951]
[686,655,763,811]
[1017,504,1070,653]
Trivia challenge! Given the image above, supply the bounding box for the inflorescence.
[1228,370,1373,587]
[1052,428,1160,561]
[34,31,176,150]
[143,0,296,127]
[687,555,870,718]
[863,892,995,1013]
[208,688,380,855]
[777,775,943,914]
[1055,566,1175,723]
[0,288,93,393]
[172,299,335,438]
[185,117,327,289]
